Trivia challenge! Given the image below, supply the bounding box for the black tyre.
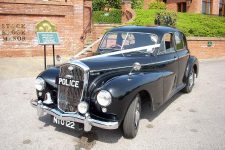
[123,95,141,139]
[182,67,195,93]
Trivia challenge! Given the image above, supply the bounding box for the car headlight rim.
[35,77,45,91]
[97,90,112,107]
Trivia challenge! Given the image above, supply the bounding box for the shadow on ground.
[38,92,183,149]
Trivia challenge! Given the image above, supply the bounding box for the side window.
[158,33,175,55]
[181,32,188,49]
[174,32,185,51]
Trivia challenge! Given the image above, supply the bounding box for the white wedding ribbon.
[79,44,160,61]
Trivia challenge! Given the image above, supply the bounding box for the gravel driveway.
[0,58,225,150]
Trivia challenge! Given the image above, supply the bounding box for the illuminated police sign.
[37,32,60,45]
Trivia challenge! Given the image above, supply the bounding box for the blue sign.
[37,32,60,45]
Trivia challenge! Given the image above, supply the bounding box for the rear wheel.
[182,67,195,93]
[123,95,141,139]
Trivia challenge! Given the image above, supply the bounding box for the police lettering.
[58,78,79,88]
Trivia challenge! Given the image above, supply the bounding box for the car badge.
[65,75,73,79]
[68,66,74,71]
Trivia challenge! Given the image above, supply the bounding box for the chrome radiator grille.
[58,64,85,112]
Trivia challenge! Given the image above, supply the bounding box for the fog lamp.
[78,102,89,114]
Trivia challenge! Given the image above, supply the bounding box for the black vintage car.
[31,26,199,138]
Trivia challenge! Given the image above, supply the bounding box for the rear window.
[174,32,184,51]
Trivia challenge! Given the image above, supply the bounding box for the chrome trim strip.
[178,54,189,59]
[31,100,119,131]
[90,58,177,73]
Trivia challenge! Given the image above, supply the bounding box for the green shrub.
[176,12,225,37]
[131,9,225,37]
[131,0,144,9]
[149,1,166,10]
[93,10,122,24]
[93,0,121,11]
[93,0,106,11]
[155,11,177,27]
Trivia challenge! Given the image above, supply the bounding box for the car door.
[174,32,190,87]
[151,33,179,103]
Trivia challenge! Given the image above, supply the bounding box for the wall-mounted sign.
[35,20,57,32]
[1,24,26,42]
[37,32,60,45]
[207,41,213,47]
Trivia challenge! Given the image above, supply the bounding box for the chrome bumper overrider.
[31,99,119,132]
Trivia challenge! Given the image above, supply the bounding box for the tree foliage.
[149,1,167,10]
[93,0,144,11]
[131,0,144,9]
[93,0,121,11]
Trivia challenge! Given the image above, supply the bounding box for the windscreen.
[99,32,159,55]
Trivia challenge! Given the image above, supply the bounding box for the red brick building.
[0,0,92,57]
[144,0,225,16]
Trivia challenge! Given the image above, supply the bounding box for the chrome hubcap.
[189,72,194,87]
[134,102,140,128]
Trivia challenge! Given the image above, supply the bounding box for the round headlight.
[35,77,45,91]
[78,102,89,114]
[97,90,112,107]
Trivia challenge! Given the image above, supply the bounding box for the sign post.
[37,32,60,70]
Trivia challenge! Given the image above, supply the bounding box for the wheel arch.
[139,90,153,111]
[100,73,163,124]
[187,56,199,78]
[193,63,198,78]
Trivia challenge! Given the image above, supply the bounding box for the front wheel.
[123,95,141,139]
[182,68,195,93]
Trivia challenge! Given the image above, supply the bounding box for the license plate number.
[53,117,75,129]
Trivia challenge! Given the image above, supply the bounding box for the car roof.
[109,26,179,36]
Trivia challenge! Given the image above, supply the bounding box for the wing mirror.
[128,62,142,79]
[133,62,141,71]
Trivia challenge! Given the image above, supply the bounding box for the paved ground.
[0,57,225,150]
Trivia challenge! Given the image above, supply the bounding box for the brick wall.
[144,0,155,9]
[167,3,178,11]
[187,0,202,13]
[211,0,220,15]
[121,1,136,23]
[0,0,88,57]
[187,37,225,59]
[145,0,221,15]
[92,24,120,41]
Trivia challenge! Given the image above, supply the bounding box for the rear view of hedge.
[93,10,122,24]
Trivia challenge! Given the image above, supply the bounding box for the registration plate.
[53,117,75,129]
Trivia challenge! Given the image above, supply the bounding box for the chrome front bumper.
[31,99,119,132]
